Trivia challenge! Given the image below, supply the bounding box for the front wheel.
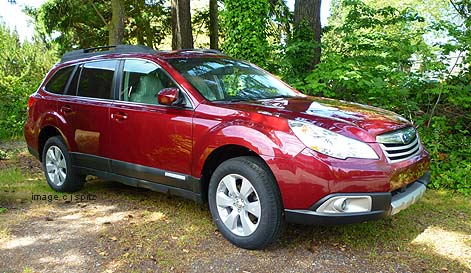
[208,156,284,249]
[42,136,85,192]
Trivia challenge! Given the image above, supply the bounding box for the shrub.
[0,24,56,139]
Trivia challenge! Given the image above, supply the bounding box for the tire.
[208,156,284,249]
[42,136,85,192]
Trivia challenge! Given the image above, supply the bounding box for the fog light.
[333,198,348,212]
[316,196,372,213]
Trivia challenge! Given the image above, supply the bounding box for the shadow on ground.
[1,178,469,273]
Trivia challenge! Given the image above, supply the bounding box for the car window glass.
[77,60,117,99]
[168,58,299,101]
[121,59,180,105]
[44,66,74,94]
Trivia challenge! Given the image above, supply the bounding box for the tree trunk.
[109,0,124,45]
[294,0,321,67]
[209,0,218,49]
[171,0,194,49]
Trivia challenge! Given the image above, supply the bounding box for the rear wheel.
[42,136,85,192]
[208,156,284,249]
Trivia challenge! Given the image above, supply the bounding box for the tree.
[302,0,430,104]
[294,0,321,67]
[126,0,170,48]
[221,0,270,67]
[28,0,171,53]
[171,0,193,49]
[209,0,218,49]
[109,0,124,45]
[30,0,109,52]
[281,0,321,84]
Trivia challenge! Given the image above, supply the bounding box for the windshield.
[167,58,300,101]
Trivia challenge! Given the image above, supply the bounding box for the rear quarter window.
[44,66,74,94]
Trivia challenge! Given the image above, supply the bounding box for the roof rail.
[60,45,157,63]
[177,48,224,54]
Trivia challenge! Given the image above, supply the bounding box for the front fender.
[192,119,305,178]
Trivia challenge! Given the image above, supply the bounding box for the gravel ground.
[0,141,469,273]
[0,201,404,273]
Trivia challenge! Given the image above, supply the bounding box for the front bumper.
[284,171,430,225]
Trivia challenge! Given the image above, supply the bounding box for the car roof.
[60,45,226,63]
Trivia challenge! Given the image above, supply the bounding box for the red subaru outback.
[25,45,430,249]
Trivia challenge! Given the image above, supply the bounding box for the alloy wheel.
[45,145,67,187]
[216,174,261,236]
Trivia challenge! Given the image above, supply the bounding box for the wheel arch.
[38,126,68,161]
[199,144,281,205]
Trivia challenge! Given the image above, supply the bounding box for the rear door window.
[44,66,74,94]
[76,60,117,99]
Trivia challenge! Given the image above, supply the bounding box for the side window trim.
[63,65,79,96]
[113,60,125,101]
[68,64,83,96]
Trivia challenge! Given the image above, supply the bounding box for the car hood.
[214,96,412,142]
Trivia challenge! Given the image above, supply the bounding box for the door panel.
[109,103,193,175]
[57,60,117,170]
[109,59,193,181]
[59,98,110,156]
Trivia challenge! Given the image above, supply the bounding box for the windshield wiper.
[261,95,297,100]
[212,98,250,103]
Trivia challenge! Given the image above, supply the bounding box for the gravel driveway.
[1,141,470,272]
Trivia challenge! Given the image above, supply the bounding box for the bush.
[419,118,471,195]
[0,24,56,139]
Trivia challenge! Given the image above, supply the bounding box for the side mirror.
[158,87,180,105]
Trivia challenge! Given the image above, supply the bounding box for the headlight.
[288,120,378,160]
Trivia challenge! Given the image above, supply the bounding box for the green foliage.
[419,119,471,195]
[27,0,109,53]
[26,0,170,53]
[220,0,270,68]
[125,0,170,48]
[191,6,210,48]
[297,0,430,112]
[282,20,319,84]
[0,23,56,139]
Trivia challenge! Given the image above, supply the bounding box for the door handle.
[60,105,72,114]
[111,112,128,121]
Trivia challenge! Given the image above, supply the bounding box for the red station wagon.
[25,45,430,249]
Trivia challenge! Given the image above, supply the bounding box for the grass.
[299,190,471,271]
[0,142,470,272]
[0,168,58,203]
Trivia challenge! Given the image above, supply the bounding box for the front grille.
[376,127,422,163]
